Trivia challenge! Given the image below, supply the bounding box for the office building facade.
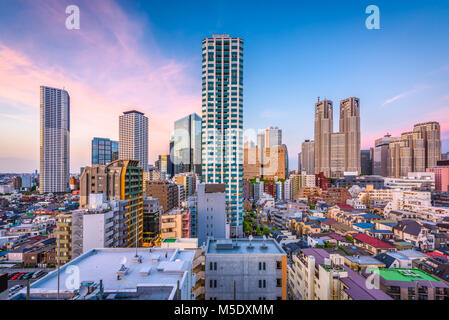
[39,86,70,194]
[301,140,314,175]
[119,110,149,171]
[173,113,202,176]
[314,99,333,177]
[91,137,119,165]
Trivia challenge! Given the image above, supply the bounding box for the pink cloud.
[0,0,201,172]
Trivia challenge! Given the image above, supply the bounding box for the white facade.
[39,86,70,194]
[119,110,149,171]
[201,35,244,237]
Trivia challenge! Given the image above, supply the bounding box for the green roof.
[369,268,441,282]
[162,238,177,243]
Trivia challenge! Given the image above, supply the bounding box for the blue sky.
[118,0,449,167]
[0,0,448,172]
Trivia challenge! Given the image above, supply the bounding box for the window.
[258,280,266,288]
[276,261,282,269]
[209,279,217,288]
[276,278,282,287]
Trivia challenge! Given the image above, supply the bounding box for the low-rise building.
[12,247,196,300]
[205,238,287,300]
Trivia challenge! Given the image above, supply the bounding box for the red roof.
[337,204,353,210]
[425,252,448,259]
[352,233,395,249]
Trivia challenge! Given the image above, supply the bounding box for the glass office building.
[92,137,119,165]
[173,113,202,176]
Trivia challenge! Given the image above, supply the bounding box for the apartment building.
[205,238,287,300]
[288,248,391,300]
[145,180,179,213]
[160,208,191,240]
[79,159,144,247]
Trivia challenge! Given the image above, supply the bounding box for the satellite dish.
[249,235,253,241]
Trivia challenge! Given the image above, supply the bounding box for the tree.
[262,227,270,237]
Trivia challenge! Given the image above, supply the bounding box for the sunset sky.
[1,0,448,173]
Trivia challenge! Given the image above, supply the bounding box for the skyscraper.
[373,134,398,177]
[361,149,373,175]
[91,137,119,165]
[301,140,315,175]
[201,34,244,237]
[388,122,441,177]
[413,122,441,169]
[39,86,70,194]
[265,126,282,148]
[173,113,202,176]
[119,110,149,171]
[314,99,333,177]
[340,97,361,173]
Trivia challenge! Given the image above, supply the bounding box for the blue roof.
[353,222,375,229]
[360,213,382,219]
[0,251,8,257]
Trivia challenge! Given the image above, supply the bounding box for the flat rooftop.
[370,268,443,283]
[15,247,195,299]
[206,238,286,255]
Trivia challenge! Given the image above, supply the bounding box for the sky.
[0,0,448,173]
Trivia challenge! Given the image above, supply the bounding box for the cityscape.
[1,0,449,307]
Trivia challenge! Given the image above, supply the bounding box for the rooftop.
[353,233,395,249]
[14,247,195,300]
[370,268,444,283]
[206,238,286,255]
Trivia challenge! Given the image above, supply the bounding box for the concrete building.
[262,145,287,180]
[119,110,149,172]
[173,113,202,176]
[145,180,178,213]
[174,173,197,199]
[205,238,287,300]
[183,195,198,238]
[264,126,282,148]
[71,194,128,258]
[300,140,314,175]
[340,97,361,174]
[243,144,261,180]
[143,197,162,240]
[160,208,191,240]
[389,122,441,177]
[12,247,196,300]
[79,159,144,247]
[39,86,70,194]
[55,213,72,265]
[373,134,398,177]
[361,149,373,175]
[314,99,333,177]
[288,248,391,300]
[201,35,244,237]
[427,165,449,192]
[197,184,228,246]
[330,132,345,178]
[369,267,448,300]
